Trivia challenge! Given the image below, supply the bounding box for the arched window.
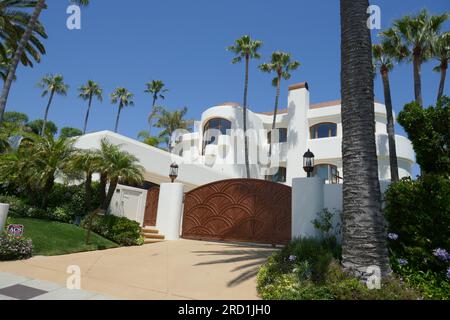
[310,123,337,139]
[313,164,340,184]
[203,118,232,152]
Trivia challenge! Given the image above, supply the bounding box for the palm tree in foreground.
[432,32,450,102]
[259,51,300,158]
[340,0,389,278]
[79,80,103,134]
[0,0,89,123]
[227,35,262,179]
[372,43,401,182]
[110,87,134,133]
[381,10,449,106]
[97,138,144,211]
[37,74,68,136]
[144,80,168,135]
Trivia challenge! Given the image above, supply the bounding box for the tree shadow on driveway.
[191,243,278,288]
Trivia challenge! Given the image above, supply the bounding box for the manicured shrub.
[0,233,33,261]
[81,214,143,246]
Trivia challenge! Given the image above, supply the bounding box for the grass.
[9,217,119,256]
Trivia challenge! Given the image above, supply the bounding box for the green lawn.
[9,218,118,256]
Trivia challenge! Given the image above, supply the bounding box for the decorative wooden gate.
[182,179,291,244]
[143,186,160,226]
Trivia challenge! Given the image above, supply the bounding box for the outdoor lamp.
[169,162,179,183]
[303,149,315,178]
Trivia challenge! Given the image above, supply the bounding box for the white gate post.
[155,183,184,240]
[0,203,10,232]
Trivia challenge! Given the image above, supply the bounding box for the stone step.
[141,227,159,234]
[144,238,164,244]
[142,233,165,240]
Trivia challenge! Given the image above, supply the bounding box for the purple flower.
[387,233,399,240]
[288,255,297,262]
[397,258,408,266]
[432,248,450,262]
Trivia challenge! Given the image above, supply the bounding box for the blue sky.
[6,0,450,176]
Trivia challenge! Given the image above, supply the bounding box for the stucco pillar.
[0,203,10,232]
[155,183,184,240]
[292,177,324,239]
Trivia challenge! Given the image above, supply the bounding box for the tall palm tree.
[37,74,68,136]
[96,138,143,211]
[155,107,192,151]
[0,0,88,123]
[259,51,300,158]
[78,80,102,134]
[144,80,168,135]
[381,10,449,106]
[432,32,450,102]
[110,87,134,133]
[340,0,389,278]
[227,35,262,178]
[372,43,400,182]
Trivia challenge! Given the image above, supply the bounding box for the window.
[203,118,231,153]
[310,123,337,139]
[312,164,340,184]
[267,128,287,143]
[265,167,287,183]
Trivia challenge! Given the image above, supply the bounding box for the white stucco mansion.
[73,82,415,238]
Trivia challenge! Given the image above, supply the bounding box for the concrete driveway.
[0,240,276,300]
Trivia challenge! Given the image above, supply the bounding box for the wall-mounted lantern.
[169,163,179,183]
[303,149,315,178]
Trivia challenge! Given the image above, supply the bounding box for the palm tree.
[137,130,162,147]
[0,0,87,123]
[340,0,389,278]
[70,149,101,211]
[0,1,47,68]
[144,80,168,135]
[155,107,191,151]
[381,10,449,106]
[96,139,143,211]
[432,32,450,102]
[227,35,263,178]
[78,80,102,134]
[372,43,400,182]
[37,74,68,136]
[259,51,300,158]
[110,87,134,133]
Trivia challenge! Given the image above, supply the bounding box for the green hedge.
[81,214,143,246]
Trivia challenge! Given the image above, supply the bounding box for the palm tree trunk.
[82,94,93,134]
[99,171,107,208]
[269,75,281,160]
[413,52,423,106]
[41,174,54,208]
[41,90,55,136]
[437,63,447,103]
[84,171,93,211]
[0,0,46,123]
[381,69,399,182]
[149,96,157,135]
[243,55,251,179]
[114,103,123,133]
[102,178,119,211]
[340,0,390,279]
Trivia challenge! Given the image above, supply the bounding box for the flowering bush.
[385,175,450,299]
[0,233,33,261]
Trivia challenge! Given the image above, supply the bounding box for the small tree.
[398,96,450,175]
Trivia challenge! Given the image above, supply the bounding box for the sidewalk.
[0,272,114,300]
